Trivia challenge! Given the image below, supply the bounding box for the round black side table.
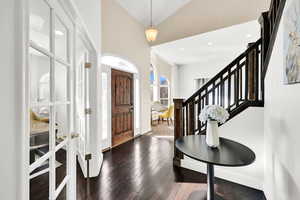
[175,135,255,200]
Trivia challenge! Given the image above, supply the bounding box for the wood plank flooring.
[31,124,266,200]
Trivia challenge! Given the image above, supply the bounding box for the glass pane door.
[29,1,74,199]
[75,35,90,177]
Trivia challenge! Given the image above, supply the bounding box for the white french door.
[75,34,91,177]
[28,0,76,199]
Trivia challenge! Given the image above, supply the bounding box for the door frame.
[101,65,112,150]
[101,55,141,150]
[20,0,101,199]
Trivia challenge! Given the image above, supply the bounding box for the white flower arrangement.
[199,105,229,124]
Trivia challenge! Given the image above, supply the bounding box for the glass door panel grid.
[29,0,73,199]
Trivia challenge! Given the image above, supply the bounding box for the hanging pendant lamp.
[145,0,158,42]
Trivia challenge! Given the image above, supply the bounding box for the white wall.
[171,65,180,98]
[151,53,174,103]
[151,53,173,83]
[101,0,151,134]
[177,61,228,98]
[153,0,268,45]
[264,0,300,199]
[0,0,25,199]
[72,0,101,52]
[181,107,265,190]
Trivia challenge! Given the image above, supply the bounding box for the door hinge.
[85,62,92,69]
[85,108,92,115]
[85,154,92,161]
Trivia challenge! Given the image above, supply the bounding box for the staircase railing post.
[173,98,184,167]
[259,12,270,102]
[247,43,258,101]
[188,102,195,135]
[259,11,270,79]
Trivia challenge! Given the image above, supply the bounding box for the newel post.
[247,43,258,101]
[173,98,184,167]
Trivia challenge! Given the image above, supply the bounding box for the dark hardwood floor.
[31,124,266,200]
[30,147,67,200]
[150,122,174,137]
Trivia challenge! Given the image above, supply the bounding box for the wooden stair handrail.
[173,0,288,166]
[260,0,287,78]
[183,38,262,106]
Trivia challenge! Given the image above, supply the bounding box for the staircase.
[173,0,287,165]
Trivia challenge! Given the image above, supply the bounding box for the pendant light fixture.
[145,0,158,42]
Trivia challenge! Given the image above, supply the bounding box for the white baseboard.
[181,156,263,190]
[262,185,270,200]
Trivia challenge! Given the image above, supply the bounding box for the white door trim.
[100,66,112,150]
[100,55,142,150]
[18,0,30,199]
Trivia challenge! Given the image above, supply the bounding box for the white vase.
[206,120,220,148]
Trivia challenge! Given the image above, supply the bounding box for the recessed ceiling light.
[208,42,213,46]
[55,30,64,36]
[246,34,252,38]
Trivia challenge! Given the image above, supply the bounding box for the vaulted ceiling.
[152,20,260,66]
[115,0,193,26]
[115,0,269,45]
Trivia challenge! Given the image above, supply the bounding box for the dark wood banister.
[173,0,287,166]
[183,39,262,135]
[260,0,287,78]
[184,39,262,106]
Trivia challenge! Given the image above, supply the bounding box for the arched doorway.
[101,55,141,149]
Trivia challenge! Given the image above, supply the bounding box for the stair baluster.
[173,0,287,166]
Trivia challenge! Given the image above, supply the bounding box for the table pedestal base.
[206,163,222,200]
[187,164,225,200]
[187,191,224,200]
[175,135,256,200]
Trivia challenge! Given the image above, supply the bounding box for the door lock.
[71,133,80,139]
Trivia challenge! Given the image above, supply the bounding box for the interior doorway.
[101,55,141,150]
[111,69,134,147]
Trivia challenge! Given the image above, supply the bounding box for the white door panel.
[75,35,91,177]
[28,0,76,199]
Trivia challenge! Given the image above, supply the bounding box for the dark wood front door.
[111,69,134,147]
